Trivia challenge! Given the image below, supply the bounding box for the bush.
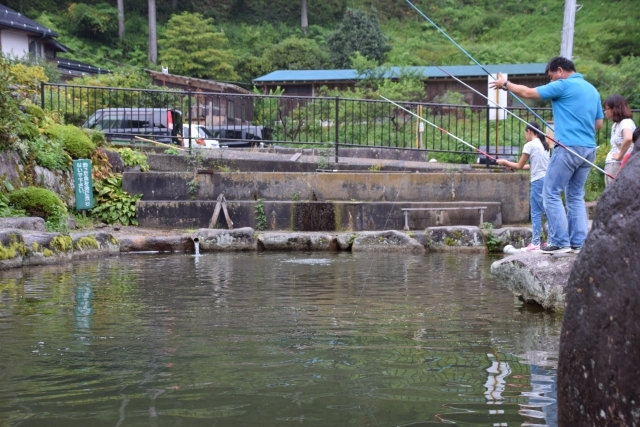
[25,104,46,125]
[18,121,40,141]
[91,174,140,225]
[8,186,67,221]
[28,136,70,170]
[43,124,96,159]
[116,148,149,171]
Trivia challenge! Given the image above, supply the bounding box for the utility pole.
[560,0,576,59]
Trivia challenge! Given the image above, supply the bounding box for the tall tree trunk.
[148,0,157,64]
[301,0,308,35]
[117,0,125,40]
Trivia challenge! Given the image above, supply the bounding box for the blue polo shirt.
[536,73,603,148]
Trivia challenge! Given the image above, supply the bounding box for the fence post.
[187,90,192,148]
[485,105,490,168]
[40,82,45,110]
[334,95,339,164]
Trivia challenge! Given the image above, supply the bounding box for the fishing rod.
[433,65,614,179]
[375,92,497,161]
[403,0,553,133]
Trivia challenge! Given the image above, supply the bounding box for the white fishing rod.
[375,92,498,161]
[433,66,613,179]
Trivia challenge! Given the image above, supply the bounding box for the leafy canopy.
[159,12,238,80]
[328,8,391,68]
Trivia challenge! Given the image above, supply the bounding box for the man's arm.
[595,118,603,131]
[488,73,541,99]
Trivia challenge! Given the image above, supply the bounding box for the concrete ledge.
[351,230,425,253]
[71,232,120,259]
[0,229,26,269]
[118,235,193,253]
[257,233,338,251]
[0,217,46,231]
[426,226,487,253]
[22,232,73,266]
[490,227,533,252]
[196,227,256,251]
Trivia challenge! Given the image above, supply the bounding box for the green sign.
[73,159,94,210]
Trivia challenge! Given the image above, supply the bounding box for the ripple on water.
[0,252,560,427]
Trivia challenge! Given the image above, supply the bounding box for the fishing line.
[403,0,554,132]
[432,65,613,178]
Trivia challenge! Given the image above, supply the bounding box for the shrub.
[43,124,96,159]
[8,186,67,221]
[116,148,149,171]
[18,121,40,141]
[28,136,70,170]
[91,174,140,225]
[25,104,46,125]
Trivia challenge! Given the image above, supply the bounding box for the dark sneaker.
[541,245,572,254]
[571,246,581,253]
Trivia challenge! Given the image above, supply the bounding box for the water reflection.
[0,252,561,426]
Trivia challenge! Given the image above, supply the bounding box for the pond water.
[0,252,561,427]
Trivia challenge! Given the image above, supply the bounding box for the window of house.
[227,100,235,120]
[28,40,43,58]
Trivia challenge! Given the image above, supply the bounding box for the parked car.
[207,125,271,147]
[476,146,520,166]
[181,124,219,148]
[82,108,182,143]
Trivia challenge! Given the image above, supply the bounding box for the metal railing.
[41,83,638,163]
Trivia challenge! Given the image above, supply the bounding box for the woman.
[496,122,550,251]
[603,94,636,186]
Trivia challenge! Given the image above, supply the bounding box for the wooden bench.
[401,206,488,230]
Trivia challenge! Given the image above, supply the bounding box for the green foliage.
[0,193,26,217]
[43,124,96,159]
[28,136,70,170]
[262,37,330,73]
[67,2,118,42]
[187,179,199,200]
[585,144,607,202]
[159,12,238,80]
[116,148,149,171]
[328,8,391,68]
[254,199,267,231]
[18,121,40,141]
[25,104,46,124]
[0,57,25,148]
[91,174,141,225]
[7,186,67,223]
[164,147,180,155]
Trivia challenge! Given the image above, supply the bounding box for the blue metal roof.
[253,63,547,83]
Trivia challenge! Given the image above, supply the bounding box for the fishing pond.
[0,252,560,426]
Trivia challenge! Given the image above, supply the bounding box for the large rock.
[491,227,532,251]
[257,232,338,251]
[491,252,575,311]
[426,226,487,252]
[351,230,425,253]
[196,227,256,251]
[557,151,640,426]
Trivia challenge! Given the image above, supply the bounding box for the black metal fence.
[41,83,638,163]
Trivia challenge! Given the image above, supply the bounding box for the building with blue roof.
[253,63,548,105]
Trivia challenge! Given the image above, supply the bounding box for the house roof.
[56,58,111,78]
[0,4,58,37]
[253,63,547,84]
[146,69,252,94]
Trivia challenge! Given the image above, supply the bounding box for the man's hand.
[489,72,507,90]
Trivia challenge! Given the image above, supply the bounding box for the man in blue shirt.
[490,57,604,253]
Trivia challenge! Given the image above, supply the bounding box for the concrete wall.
[1,30,28,58]
[137,200,502,230]
[124,171,529,224]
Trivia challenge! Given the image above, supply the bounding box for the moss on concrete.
[74,236,99,251]
[0,234,27,260]
[50,235,72,252]
[42,248,54,257]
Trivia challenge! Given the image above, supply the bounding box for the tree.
[301,0,308,35]
[327,8,391,69]
[262,37,330,72]
[117,0,124,40]
[148,0,157,64]
[159,12,238,80]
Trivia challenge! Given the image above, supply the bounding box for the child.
[603,94,636,185]
[496,122,550,251]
